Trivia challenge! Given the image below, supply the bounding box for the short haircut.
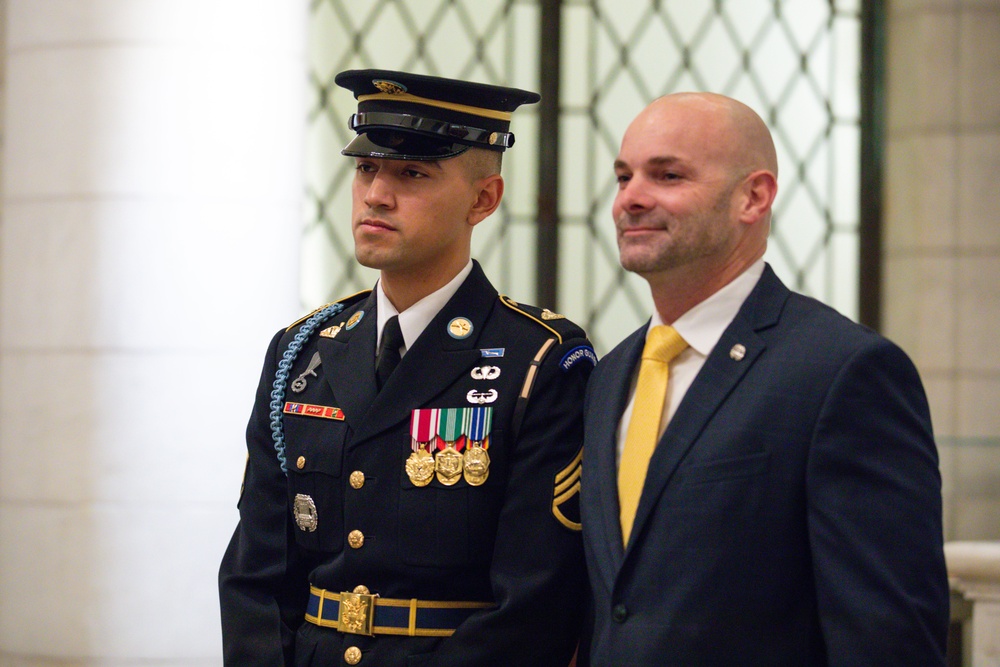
[462,147,503,181]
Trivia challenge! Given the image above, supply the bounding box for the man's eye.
[355,163,375,173]
[404,168,427,179]
[615,173,631,185]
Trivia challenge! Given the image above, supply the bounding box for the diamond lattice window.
[306,0,862,354]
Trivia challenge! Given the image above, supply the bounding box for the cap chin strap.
[349,112,514,149]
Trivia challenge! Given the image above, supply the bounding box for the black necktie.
[376,315,404,390]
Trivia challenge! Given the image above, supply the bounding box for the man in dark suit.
[579,92,949,666]
[219,69,595,666]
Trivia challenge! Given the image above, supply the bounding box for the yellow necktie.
[618,325,688,545]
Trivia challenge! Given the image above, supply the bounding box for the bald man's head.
[635,93,778,181]
[612,92,779,306]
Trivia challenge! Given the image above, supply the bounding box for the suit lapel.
[624,266,789,553]
[589,325,647,585]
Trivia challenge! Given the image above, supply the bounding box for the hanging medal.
[435,408,465,486]
[407,409,438,487]
[463,406,492,486]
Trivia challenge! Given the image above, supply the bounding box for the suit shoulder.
[497,294,587,344]
[782,291,886,350]
[285,290,371,332]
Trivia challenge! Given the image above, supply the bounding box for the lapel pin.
[448,317,473,339]
[346,311,364,330]
[729,344,746,361]
[320,323,343,339]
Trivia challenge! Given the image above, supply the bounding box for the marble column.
[884,0,1000,541]
[0,0,307,663]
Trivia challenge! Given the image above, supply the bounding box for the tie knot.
[381,315,404,352]
[643,325,687,364]
[376,315,405,390]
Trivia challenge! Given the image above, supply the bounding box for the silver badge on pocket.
[293,493,318,532]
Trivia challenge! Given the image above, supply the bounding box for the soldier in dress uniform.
[219,69,596,666]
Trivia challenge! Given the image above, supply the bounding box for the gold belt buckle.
[338,585,378,636]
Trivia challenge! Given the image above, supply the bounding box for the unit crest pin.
[448,317,473,339]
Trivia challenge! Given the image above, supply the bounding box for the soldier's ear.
[468,174,503,226]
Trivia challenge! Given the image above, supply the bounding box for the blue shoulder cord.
[268,302,346,473]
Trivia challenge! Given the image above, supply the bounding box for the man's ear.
[468,174,504,226]
[738,170,778,225]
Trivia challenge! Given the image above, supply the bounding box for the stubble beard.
[617,190,735,276]
[616,213,695,276]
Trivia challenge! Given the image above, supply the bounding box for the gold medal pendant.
[463,445,490,486]
[405,447,435,487]
[435,445,464,486]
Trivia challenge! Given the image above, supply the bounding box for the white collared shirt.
[616,260,766,465]
[375,260,474,358]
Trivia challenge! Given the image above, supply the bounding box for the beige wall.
[0,0,997,663]
[0,0,308,663]
[884,0,1000,541]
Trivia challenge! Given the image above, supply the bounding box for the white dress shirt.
[616,260,766,465]
[375,261,474,358]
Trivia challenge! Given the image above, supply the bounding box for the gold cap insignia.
[373,79,407,95]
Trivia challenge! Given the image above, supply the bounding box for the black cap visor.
[341,129,471,161]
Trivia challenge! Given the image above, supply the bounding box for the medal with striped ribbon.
[435,408,465,486]
[463,407,492,486]
[406,409,438,487]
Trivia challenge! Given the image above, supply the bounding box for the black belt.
[305,585,494,637]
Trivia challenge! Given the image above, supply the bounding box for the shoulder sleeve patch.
[559,345,598,372]
[552,448,583,531]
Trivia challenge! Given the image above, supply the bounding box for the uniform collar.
[375,260,474,355]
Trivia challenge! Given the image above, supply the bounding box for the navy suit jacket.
[580,265,949,666]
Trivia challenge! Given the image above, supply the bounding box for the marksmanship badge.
[293,494,318,532]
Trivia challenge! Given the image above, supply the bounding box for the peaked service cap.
[335,69,540,161]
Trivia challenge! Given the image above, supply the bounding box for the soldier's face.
[351,154,481,281]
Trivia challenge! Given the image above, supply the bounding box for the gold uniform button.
[296,456,306,470]
[348,530,365,549]
[344,646,362,665]
[349,471,365,489]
